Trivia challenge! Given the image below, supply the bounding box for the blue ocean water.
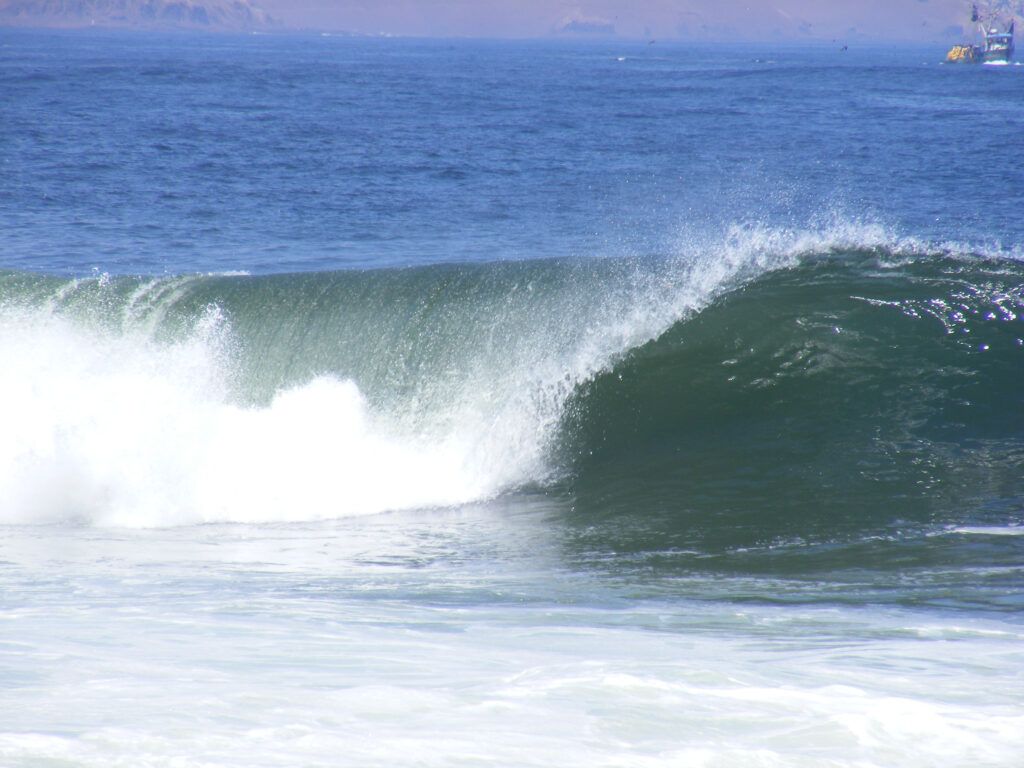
[2,30,1024,767]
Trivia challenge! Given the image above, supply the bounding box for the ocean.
[2,29,1024,767]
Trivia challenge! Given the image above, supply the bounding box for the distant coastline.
[0,0,275,32]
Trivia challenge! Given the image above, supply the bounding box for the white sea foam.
[2,523,1023,768]
[0,311,492,526]
[948,525,1024,536]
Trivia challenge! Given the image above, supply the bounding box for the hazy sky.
[254,0,979,40]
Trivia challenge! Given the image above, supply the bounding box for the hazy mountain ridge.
[0,1,1003,43]
[0,0,274,30]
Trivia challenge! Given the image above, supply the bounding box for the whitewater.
[3,31,1024,768]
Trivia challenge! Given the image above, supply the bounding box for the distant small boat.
[946,5,1015,65]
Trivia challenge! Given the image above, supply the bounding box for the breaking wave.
[1,221,1021,527]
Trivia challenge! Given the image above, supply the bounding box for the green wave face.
[563,252,1024,557]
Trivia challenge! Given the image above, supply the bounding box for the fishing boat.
[946,4,1015,64]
